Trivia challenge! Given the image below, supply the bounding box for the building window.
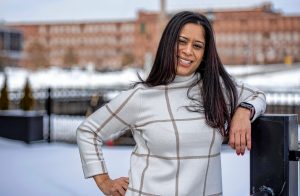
[255,33,262,42]
[10,32,22,51]
[121,24,134,32]
[240,19,247,26]
[285,32,292,42]
[140,23,146,34]
[292,32,299,42]
[39,26,47,34]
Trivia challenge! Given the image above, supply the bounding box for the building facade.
[0,26,23,69]
[7,3,300,69]
[8,20,136,70]
[212,4,300,65]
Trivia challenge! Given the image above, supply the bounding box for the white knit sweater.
[76,73,266,196]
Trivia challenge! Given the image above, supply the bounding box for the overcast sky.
[0,0,299,23]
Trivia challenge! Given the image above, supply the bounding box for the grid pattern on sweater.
[77,74,266,196]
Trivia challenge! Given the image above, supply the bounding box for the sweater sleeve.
[235,80,267,122]
[76,86,141,178]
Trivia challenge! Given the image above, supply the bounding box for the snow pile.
[241,68,300,89]
[0,67,143,90]
[0,64,299,90]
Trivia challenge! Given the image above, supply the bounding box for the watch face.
[239,102,255,120]
[240,102,254,110]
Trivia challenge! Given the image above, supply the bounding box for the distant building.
[8,20,135,70]
[137,3,300,66]
[0,26,23,68]
[6,3,300,69]
[211,3,300,65]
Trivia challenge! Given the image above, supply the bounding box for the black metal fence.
[5,86,300,145]
[8,86,129,116]
[8,87,300,117]
[264,89,300,118]
[3,87,299,195]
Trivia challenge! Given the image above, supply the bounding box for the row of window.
[217,19,300,30]
[39,24,135,34]
[78,58,122,67]
[51,58,122,67]
[47,26,80,34]
[216,32,300,43]
[84,24,134,33]
[269,32,299,42]
[49,48,118,57]
[219,46,299,57]
[47,35,134,46]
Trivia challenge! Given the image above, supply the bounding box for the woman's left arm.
[229,81,267,155]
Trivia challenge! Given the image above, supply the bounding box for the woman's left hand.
[229,107,252,156]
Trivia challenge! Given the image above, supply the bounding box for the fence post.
[250,114,299,195]
[46,88,52,143]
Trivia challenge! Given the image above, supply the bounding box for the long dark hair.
[138,11,238,136]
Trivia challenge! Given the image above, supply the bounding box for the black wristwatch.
[239,102,255,120]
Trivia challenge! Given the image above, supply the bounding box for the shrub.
[20,78,34,111]
[0,75,9,110]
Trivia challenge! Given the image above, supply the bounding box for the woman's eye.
[178,39,186,44]
[194,44,203,49]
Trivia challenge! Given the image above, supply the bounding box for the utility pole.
[144,0,167,77]
[159,0,167,34]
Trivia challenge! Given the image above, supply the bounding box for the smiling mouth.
[178,57,193,67]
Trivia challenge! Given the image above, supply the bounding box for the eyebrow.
[179,36,205,45]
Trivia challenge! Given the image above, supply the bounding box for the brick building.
[212,4,300,65]
[7,3,300,69]
[8,20,136,70]
[0,26,23,68]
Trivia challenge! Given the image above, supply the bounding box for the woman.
[77,11,266,196]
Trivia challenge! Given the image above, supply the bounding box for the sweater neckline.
[173,73,198,83]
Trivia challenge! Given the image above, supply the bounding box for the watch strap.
[239,102,255,120]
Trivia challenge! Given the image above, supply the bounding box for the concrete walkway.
[0,137,255,196]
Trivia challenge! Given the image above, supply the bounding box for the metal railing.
[5,86,300,145]
[6,87,300,116]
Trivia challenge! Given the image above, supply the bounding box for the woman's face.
[176,23,205,76]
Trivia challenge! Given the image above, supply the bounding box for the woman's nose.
[183,44,193,55]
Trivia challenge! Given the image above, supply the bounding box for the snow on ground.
[0,64,299,195]
[266,91,300,105]
[0,64,299,91]
[225,64,274,76]
[1,64,299,142]
[1,64,299,107]
[241,67,300,89]
[0,66,143,90]
[51,115,85,142]
[1,115,299,196]
[0,137,252,196]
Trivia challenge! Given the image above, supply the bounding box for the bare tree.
[26,41,49,69]
[0,54,8,71]
[122,52,134,66]
[63,47,78,67]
